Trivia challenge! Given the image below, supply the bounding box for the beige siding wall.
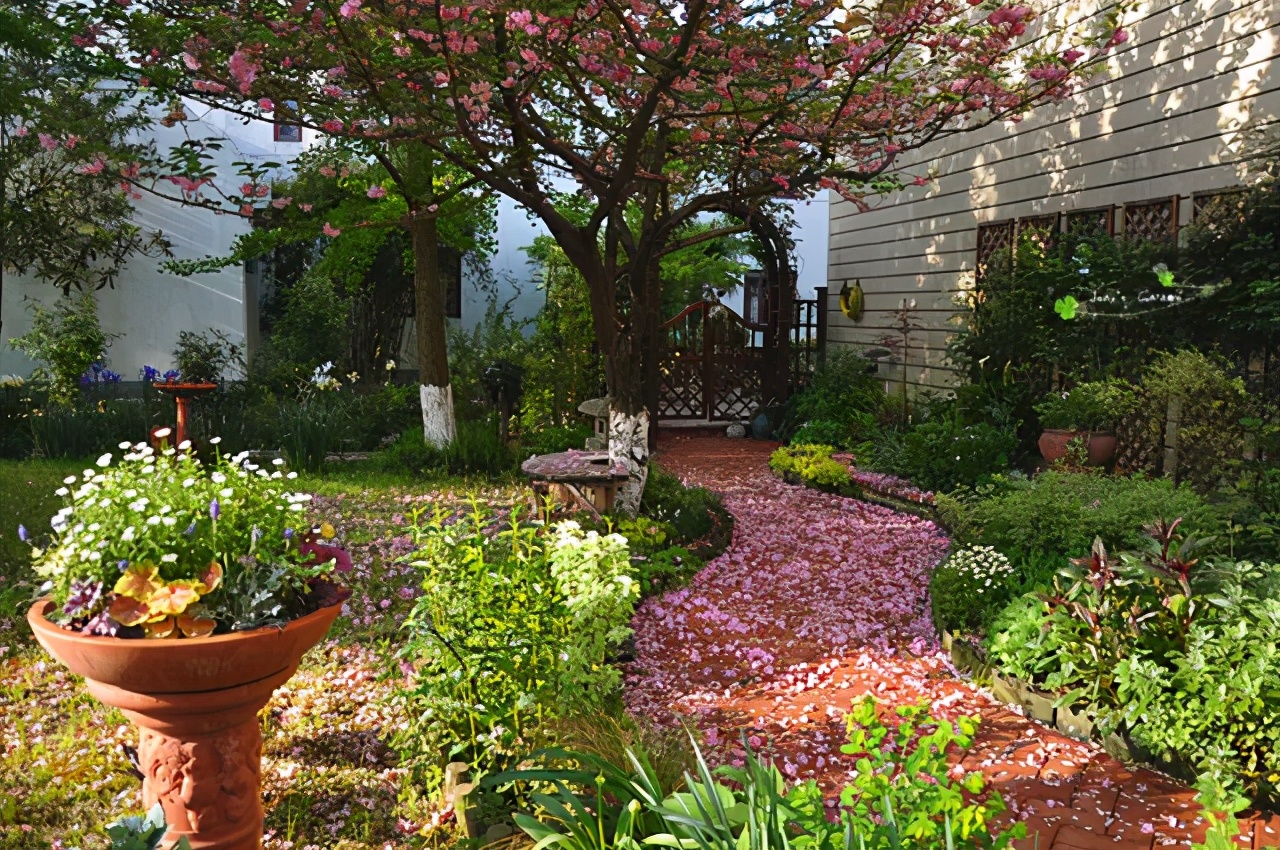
[824,0,1280,393]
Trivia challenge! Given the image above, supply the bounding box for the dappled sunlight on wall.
[827,0,1279,390]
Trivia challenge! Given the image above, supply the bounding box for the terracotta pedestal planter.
[28,599,342,850]
[1037,430,1117,466]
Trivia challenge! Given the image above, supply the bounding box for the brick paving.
[630,436,1278,850]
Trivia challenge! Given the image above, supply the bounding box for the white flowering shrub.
[930,545,1016,635]
[398,508,637,788]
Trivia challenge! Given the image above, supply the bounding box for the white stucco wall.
[1,99,312,379]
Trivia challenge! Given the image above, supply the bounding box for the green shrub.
[278,392,354,472]
[9,291,115,405]
[1034,378,1137,431]
[374,419,515,477]
[872,418,1015,493]
[986,593,1064,684]
[941,471,1217,557]
[519,423,593,456]
[638,467,732,559]
[783,349,886,447]
[396,508,638,786]
[29,399,148,459]
[769,443,851,489]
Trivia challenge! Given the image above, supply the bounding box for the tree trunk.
[603,255,663,516]
[411,210,455,448]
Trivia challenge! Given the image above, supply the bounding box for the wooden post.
[1163,396,1183,481]
[815,286,829,367]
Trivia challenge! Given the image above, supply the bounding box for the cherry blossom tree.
[80,0,1121,507]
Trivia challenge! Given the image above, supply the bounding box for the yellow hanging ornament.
[839,279,865,321]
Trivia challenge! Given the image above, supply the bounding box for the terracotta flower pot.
[28,599,343,850]
[1037,430,1116,466]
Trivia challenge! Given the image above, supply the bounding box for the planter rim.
[28,596,343,695]
[28,597,339,649]
[1040,428,1114,437]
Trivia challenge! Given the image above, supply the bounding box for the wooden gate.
[658,301,766,422]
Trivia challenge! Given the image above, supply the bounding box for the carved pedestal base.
[27,600,344,850]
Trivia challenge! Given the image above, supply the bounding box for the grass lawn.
[0,455,524,849]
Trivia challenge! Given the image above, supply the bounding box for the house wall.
[825,0,1280,393]
[1,99,311,379]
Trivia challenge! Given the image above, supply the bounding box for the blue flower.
[17,524,27,543]
[184,522,197,535]
[209,499,220,521]
[163,369,181,382]
[141,365,160,382]
[284,528,294,539]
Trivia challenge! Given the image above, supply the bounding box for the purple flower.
[81,610,120,636]
[163,369,181,382]
[284,527,294,539]
[62,578,104,618]
[17,525,27,543]
[118,559,129,572]
[209,499,220,521]
[184,522,197,535]
[141,365,161,382]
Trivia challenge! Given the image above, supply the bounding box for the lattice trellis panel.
[658,357,705,419]
[1017,214,1060,252]
[1123,199,1177,242]
[1192,190,1246,233]
[712,360,763,421]
[976,221,1014,280]
[1065,207,1113,239]
[1112,407,1161,477]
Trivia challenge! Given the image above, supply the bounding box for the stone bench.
[521,449,629,516]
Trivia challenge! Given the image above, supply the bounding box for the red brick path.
[630,436,1278,850]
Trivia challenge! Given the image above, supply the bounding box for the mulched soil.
[626,435,1279,850]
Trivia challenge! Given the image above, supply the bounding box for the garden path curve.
[626,436,1278,850]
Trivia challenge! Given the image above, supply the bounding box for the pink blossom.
[37,134,58,152]
[182,52,200,70]
[228,49,260,94]
[299,203,313,212]
[339,0,362,17]
[258,97,274,110]
[321,119,344,133]
[1062,48,1085,64]
[323,222,342,237]
[367,185,387,199]
[271,196,293,209]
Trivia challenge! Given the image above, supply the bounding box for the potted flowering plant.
[24,439,350,850]
[1034,378,1137,465]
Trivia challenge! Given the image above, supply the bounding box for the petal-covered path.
[626,437,1278,850]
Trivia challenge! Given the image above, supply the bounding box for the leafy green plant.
[503,699,1018,850]
[1034,378,1137,432]
[871,417,1015,494]
[374,418,515,477]
[769,444,851,490]
[9,291,116,405]
[173,329,242,384]
[835,698,1017,849]
[103,803,192,850]
[1128,350,1254,492]
[27,398,148,460]
[279,392,354,473]
[396,508,637,788]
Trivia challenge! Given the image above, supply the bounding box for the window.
[743,270,767,326]
[1122,197,1178,242]
[1017,213,1060,252]
[1064,207,1114,240]
[441,246,462,320]
[975,221,1014,281]
[404,247,464,320]
[273,100,303,142]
